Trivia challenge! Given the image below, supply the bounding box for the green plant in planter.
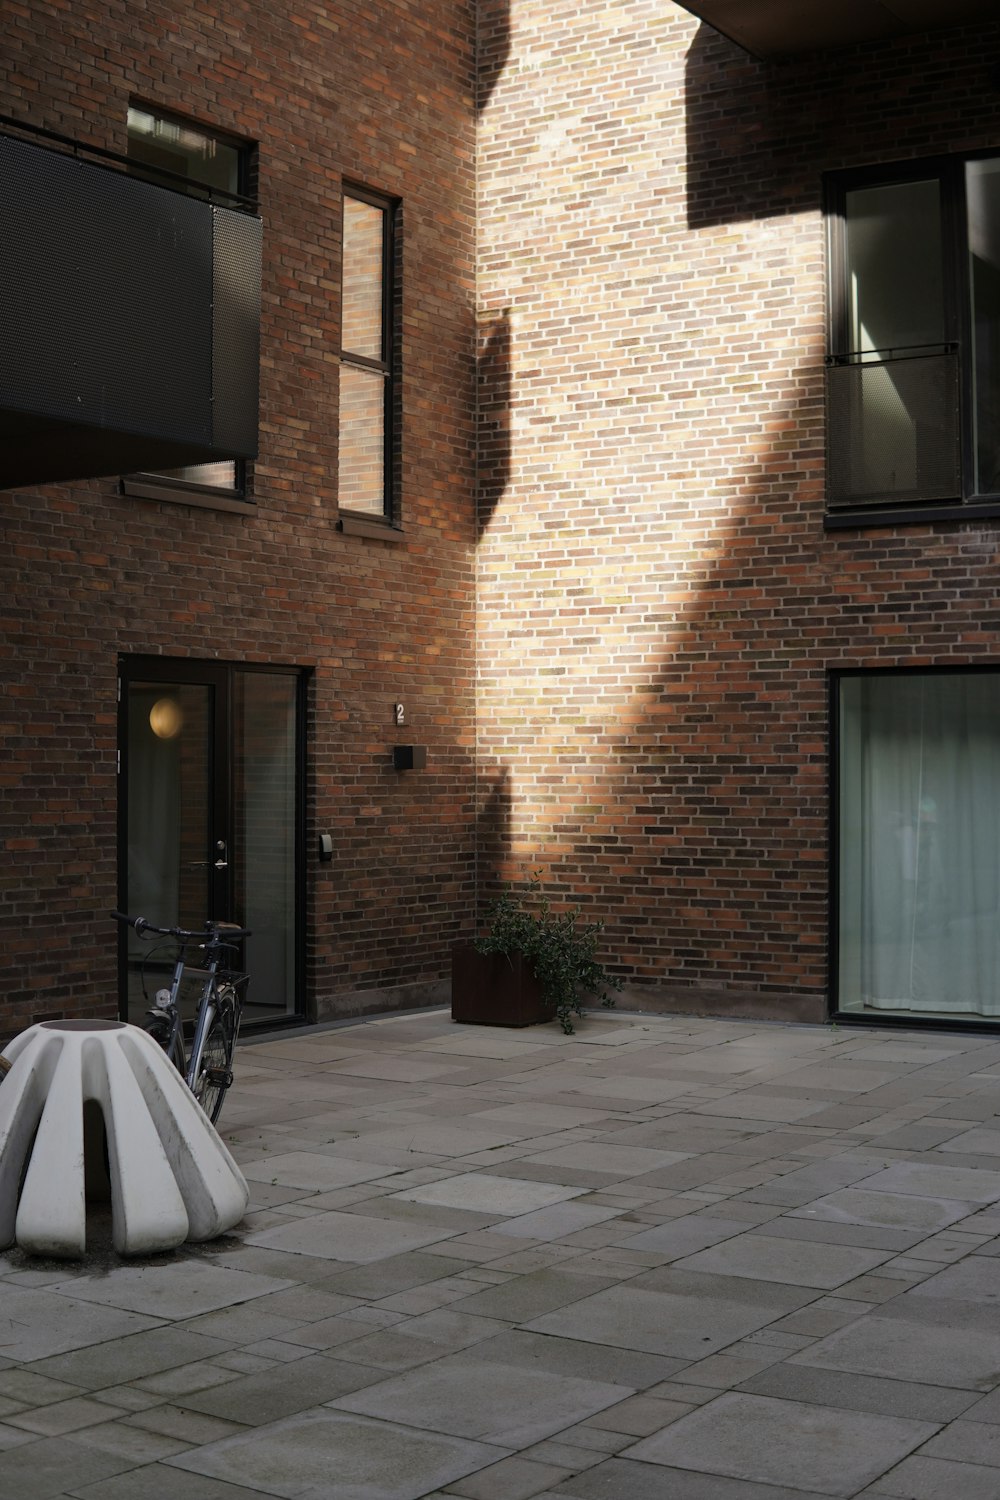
[475,876,622,1034]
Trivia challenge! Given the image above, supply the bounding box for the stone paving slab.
[4,1008,1000,1498]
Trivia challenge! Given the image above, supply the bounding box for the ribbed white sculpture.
[0,1020,249,1258]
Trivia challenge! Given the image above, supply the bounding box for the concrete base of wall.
[317,979,450,1025]
[611,982,827,1027]
[316,978,826,1030]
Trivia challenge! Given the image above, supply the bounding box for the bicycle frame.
[113,912,250,1121]
[151,945,226,1093]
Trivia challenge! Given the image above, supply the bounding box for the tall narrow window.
[125,106,254,502]
[339,188,397,524]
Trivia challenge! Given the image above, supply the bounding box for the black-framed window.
[338,186,399,531]
[826,153,1000,527]
[832,667,1000,1027]
[123,105,256,509]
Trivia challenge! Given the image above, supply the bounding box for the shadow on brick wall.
[476,307,511,536]
[684,19,1000,230]
[477,765,513,895]
[478,0,511,112]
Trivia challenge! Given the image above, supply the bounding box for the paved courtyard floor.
[3,1007,1000,1498]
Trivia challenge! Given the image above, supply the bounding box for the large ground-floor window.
[835,669,1000,1022]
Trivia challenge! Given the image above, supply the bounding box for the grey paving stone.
[617,1214,746,1257]
[0,1422,37,1452]
[741,1361,979,1422]
[675,1232,892,1289]
[28,1328,235,1392]
[493,1201,624,1240]
[742,1158,889,1207]
[244,1209,453,1261]
[69,1418,195,1463]
[187,1243,346,1282]
[548,1454,828,1498]
[0,1287,163,1364]
[6,1394,120,1436]
[920,1418,1000,1466]
[0,1371,83,1406]
[906,1253,1000,1304]
[524,1280,792,1359]
[317,1250,478,1298]
[168,1408,507,1499]
[448,1329,687,1389]
[446,1268,621,1322]
[242,1150,398,1190]
[332,1356,630,1447]
[65,1463,270,1499]
[789,1187,976,1232]
[123,1403,246,1444]
[864,1453,1000,1499]
[174,1352,388,1424]
[858,1163,1000,1202]
[51,1263,294,1321]
[444,1453,574,1499]
[791,1313,1000,1390]
[623,1391,934,1495]
[390,1173,586,1216]
[0,1434,134,1498]
[762,1216,921,1252]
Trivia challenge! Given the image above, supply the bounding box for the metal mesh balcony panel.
[0,130,260,490]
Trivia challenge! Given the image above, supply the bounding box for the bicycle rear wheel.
[192,997,235,1124]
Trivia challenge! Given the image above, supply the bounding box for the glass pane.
[342,196,384,359]
[844,179,944,356]
[838,674,1000,1019]
[967,158,1000,494]
[233,672,297,1022]
[127,106,241,196]
[339,363,385,514]
[126,682,212,1020]
[839,179,950,501]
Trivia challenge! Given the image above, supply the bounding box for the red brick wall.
[0,1,477,1036]
[475,1,1000,1020]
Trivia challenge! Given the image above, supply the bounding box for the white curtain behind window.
[839,674,1000,1015]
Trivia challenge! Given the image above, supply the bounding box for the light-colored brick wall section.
[475,1,1000,1015]
[0,1,477,1034]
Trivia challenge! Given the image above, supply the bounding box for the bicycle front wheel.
[192,1006,235,1124]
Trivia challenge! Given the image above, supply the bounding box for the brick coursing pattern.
[5,0,1000,1037]
[0,0,478,1037]
[475,1,1000,1017]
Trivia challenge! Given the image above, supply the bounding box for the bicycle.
[112,912,251,1123]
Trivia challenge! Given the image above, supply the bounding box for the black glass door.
[119,658,303,1028]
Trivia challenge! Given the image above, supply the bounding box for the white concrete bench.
[0,1020,249,1258]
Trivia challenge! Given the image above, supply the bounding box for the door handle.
[214,859,229,870]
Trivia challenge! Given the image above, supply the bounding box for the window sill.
[121,476,255,515]
[338,511,405,541]
[824,499,1000,530]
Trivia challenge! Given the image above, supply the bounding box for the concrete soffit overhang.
[674,0,997,59]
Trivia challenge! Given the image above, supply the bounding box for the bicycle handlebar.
[111,912,252,943]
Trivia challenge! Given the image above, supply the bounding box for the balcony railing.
[0,118,261,491]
